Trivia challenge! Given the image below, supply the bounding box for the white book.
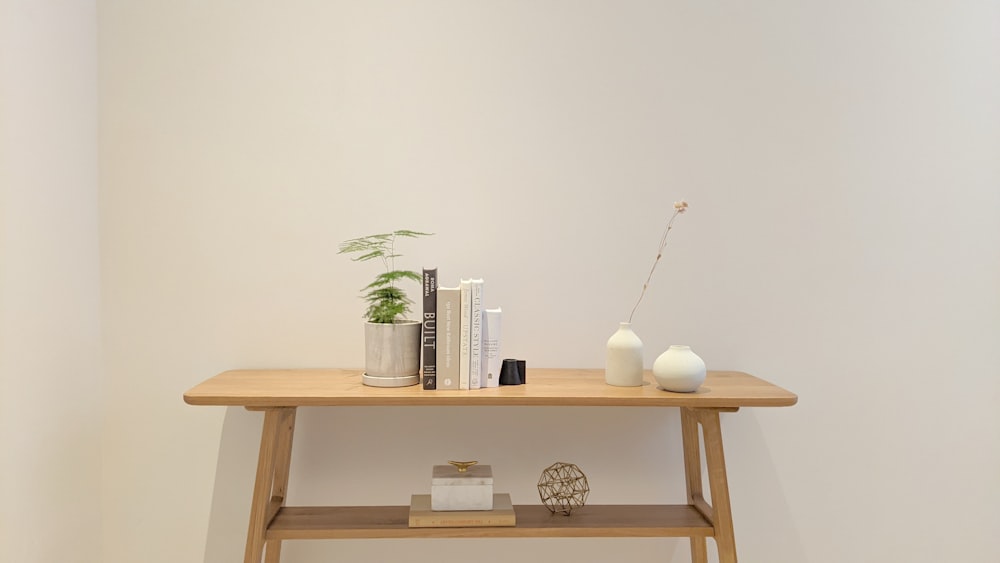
[469,279,484,389]
[436,285,461,390]
[458,279,472,390]
[483,308,502,388]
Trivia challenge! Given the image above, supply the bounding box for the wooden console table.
[184,368,796,563]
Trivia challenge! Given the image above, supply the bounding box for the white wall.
[0,1,102,562]
[96,2,1000,563]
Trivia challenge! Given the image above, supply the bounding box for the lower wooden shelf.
[266,504,714,540]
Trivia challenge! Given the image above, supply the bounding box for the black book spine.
[422,267,438,389]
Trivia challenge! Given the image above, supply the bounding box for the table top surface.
[183,369,797,408]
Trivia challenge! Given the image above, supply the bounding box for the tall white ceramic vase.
[652,345,706,392]
[605,322,644,386]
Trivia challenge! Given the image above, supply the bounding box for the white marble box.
[431,464,494,511]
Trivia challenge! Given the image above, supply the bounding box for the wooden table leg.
[681,408,739,563]
[698,408,737,563]
[244,407,296,563]
[264,408,296,563]
[680,408,709,563]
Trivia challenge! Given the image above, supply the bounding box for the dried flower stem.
[627,201,688,324]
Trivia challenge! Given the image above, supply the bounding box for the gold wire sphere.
[537,462,590,515]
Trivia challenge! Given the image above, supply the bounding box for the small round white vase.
[605,322,644,387]
[652,345,706,392]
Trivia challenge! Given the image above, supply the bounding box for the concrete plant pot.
[362,320,421,387]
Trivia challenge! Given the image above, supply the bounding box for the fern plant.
[338,230,433,323]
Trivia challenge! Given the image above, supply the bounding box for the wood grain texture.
[244,409,289,563]
[681,407,710,563]
[266,504,714,540]
[184,369,797,408]
[699,409,738,563]
[263,408,296,563]
[187,370,797,563]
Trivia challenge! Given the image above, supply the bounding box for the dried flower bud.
[628,198,690,324]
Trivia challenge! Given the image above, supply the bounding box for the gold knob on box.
[448,460,478,472]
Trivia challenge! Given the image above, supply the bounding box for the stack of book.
[408,493,516,527]
[421,268,502,390]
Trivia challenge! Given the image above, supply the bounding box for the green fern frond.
[394,229,433,238]
[339,229,433,323]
